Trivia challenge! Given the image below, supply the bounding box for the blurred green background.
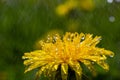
[0,0,120,80]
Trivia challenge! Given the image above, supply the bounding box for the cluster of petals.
[22,32,114,80]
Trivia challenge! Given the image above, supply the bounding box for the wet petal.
[61,63,68,80]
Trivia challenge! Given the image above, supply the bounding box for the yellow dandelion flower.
[79,0,95,11]
[22,32,114,80]
[56,0,95,16]
[56,4,70,16]
[56,0,78,16]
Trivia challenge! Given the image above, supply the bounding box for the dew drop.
[109,52,114,58]
[71,33,74,37]
[55,48,58,51]
[82,36,85,39]
[67,38,70,41]
[98,37,102,41]
[46,35,53,43]
[110,54,114,58]
[53,35,59,43]
[27,68,31,71]
[30,62,33,64]
[53,35,58,40]
[22,57,28,59]
[80,36,85,42]
[92,61,95,64]
[46,36,51,42]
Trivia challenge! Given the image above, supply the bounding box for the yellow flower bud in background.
[56,4,70,16]
[56,0,78,16]
[79,0,95,11]
[56,0,95,16]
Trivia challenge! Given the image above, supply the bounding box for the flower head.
[56,0,95,16]
[22,32,114,80]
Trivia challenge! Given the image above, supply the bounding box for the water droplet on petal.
[27,68,31,71]
[92,62,95,64]
[53,35,58,40]
[55,48,58,51]
[98,37,102,41]
[22,57,28,59]
[46,35,52,42]
[67,38,70,41]
[109,52,114,58]
[30,62,33,64]
[80,36,85,42]
[110,55,114,58]
[81,36,85,40]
